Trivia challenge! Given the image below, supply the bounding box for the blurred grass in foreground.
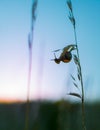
[0,100,100,130]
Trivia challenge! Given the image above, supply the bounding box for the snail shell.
[60,51,72,63]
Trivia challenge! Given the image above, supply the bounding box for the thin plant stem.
[73,25,86,130]
[71,3,86,130]
[25,48,32,130]
[24,0,38,130]
[67,0,86,129]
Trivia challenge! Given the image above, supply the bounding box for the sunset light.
[0,0,100,103]
[0,1,100,130]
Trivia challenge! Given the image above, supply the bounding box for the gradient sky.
[0,0,100,102]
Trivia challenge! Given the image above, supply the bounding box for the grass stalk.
[25,47,32,130]
[67,0,86,130]
[74,23,86,130]
[24,0,38,130]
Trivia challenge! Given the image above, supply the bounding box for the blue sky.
[0,0,100,102]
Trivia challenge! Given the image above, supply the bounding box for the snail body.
[52,44,76,64]
[54,51,72,64]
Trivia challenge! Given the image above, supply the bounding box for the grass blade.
[67,92,82,99]
[70,74,76,81]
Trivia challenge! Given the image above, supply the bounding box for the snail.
[52,44,76,64]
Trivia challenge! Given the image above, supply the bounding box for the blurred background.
[0,0,100,130]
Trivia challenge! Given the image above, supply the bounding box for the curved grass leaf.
[73,54,79,65]
[73,82,78,88]
[68,15,75,27]
[71,74,76,81]
[67,92,82,99]
[77,73,81,80]
[67,0,72,12]
[68,16,73,23]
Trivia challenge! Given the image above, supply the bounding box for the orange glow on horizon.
[0,97,23,104]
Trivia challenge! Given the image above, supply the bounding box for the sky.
[0,0,100,102]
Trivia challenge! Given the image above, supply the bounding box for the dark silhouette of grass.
[0,101,100,130]
[24,0,38,130]
[67,0,86,130]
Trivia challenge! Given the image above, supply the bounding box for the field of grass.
[0,100,100,130]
